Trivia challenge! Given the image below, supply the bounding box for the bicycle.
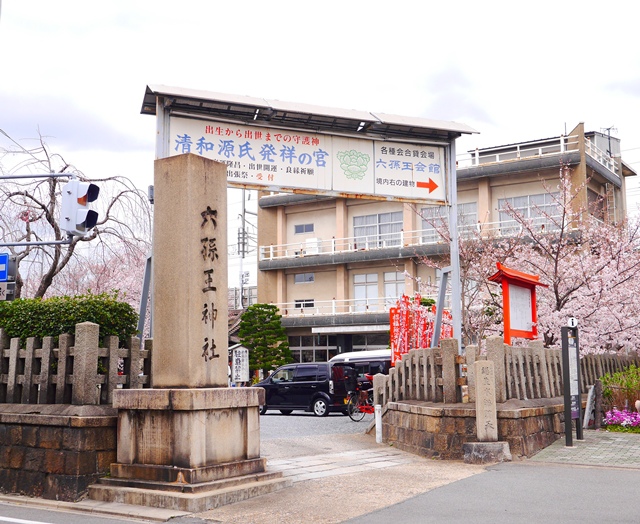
[347,375,375,422]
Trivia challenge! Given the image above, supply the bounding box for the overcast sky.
[2,1,640,242]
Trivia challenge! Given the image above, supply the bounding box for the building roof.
[141,84,478,143]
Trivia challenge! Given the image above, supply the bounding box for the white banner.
[169,117,446,203]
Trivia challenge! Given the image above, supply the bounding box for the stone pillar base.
[89,470,291,512]
[87,387,291,511]
[462,441,512,464]
[112,387,263,468]
[110,457,267,484]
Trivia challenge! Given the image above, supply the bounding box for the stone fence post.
[485,336,507,403]
[441,338,459,403]
[71,322,100,405]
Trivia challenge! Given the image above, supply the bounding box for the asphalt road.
[259,409,373,440]
[0,502,147,524]
[346,461,640,524]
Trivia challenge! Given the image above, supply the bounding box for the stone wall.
[0,404,117,501]
[380,398,569,460]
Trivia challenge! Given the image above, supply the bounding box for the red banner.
[389,295,453,366]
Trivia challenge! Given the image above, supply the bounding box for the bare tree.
[0,130,152,299]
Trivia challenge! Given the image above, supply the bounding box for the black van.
[254,362,355,417]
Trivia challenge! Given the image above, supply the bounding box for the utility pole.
[237,189,257,309]
[239,189,246,308]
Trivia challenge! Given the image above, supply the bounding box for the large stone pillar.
[152,153,228,388]
[91,154,287,511]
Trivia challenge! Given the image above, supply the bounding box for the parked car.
[254,362,356,417]
[329,349,391,389]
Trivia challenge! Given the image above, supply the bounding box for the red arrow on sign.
[417,178,438,193]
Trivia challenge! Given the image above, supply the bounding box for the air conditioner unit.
[304,238,321,255]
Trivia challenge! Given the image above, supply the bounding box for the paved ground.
[0,429,639,523]
[529,428,640,468]
[192,432,484,524]
[345,429,640,524]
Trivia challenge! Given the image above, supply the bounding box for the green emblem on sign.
[337,149,370,180]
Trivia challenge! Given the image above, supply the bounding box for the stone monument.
[462,360,512,464]
[89,154,289,511]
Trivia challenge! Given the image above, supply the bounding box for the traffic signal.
[59,179,100,236]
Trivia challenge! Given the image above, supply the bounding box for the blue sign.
[0,253,8,282]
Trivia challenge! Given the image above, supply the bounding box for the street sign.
[0,282,15,301]
[232,346,250,384]
[0,253,8,282]
[561,326,583,446]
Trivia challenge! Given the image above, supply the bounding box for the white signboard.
[169,117,446,203]
[232,347,250,384]
[508,283,533,331]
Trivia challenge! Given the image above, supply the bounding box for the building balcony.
[258,218,558,269]
[457,134,621,187]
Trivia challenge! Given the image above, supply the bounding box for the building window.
[421,203,477,242]
[384,271,405,306]
[294,223,314,234]
[352,333,390,350]
[354,211,402,248]
[588,189,605,221]
[498,193,560,235]
[420,206,447,243]
[294,299,314,309]
[354,273,379,312]
[288,336,301,347]
[294,273,315,284]
[458,202,478,229]
[288,334,338,363]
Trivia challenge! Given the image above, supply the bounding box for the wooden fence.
[0,322,151,406]
[372,336,640,407]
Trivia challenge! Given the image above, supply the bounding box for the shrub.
[0,292,138,345]
[601,364,640,411]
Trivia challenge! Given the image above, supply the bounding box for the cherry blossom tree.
[417,163,640,355]
[506,168,640,353]
[0,130,152,302]
[413,205,523,347]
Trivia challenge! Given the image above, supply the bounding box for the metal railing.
[456,133,618,174]
[456,135,579,169]
[585,138,618,173]
[259,218,562,261]
[277,297,399,317]
[273,294,456,318]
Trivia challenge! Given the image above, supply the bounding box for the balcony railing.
[274,295,448,318]
[260,230,432,261]
[585,138,618,173]
[456,133,618,174]
[259,218,560,261]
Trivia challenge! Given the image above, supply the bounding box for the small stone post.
[462,359,512,464]
[475,360,498,442]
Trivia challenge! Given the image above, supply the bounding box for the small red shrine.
[488,262,548,345]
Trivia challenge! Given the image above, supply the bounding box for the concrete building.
[257,122,637,362]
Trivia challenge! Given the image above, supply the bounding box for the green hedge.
[601,364,640,410]
[0,292,138,345]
